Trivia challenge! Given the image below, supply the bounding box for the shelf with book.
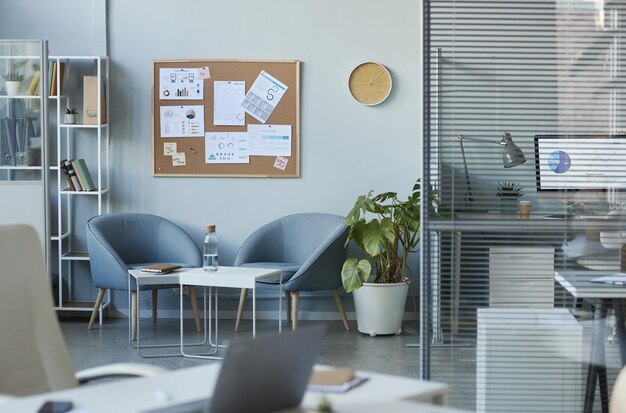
[52,55,110,316]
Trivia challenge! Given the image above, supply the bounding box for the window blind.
[422,1,626,411]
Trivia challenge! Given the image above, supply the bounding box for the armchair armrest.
[75,363,168,384]
[286,224,348,291]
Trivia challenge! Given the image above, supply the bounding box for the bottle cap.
[205,224,216,233]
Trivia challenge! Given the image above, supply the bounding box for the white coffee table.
[179,266,282,359]
[127,269,208,358]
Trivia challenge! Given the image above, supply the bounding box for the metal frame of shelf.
[53,55,110,317]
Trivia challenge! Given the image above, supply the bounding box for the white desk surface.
[0,364,453,413]
[555,269,626,299]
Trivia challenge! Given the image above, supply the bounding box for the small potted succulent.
[496,181,524,215]
[64,108,78,124]
[3,72,24,96]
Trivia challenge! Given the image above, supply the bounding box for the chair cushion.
[240,262,300,284]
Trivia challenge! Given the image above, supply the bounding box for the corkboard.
[152,60,300,177]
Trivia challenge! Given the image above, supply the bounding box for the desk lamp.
[458,132,526,209]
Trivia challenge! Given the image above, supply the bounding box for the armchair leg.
[188,286,202,332]
[332,288,350,331]
[131,291,138,341]
[88,288,107,330]
[292,291,299,330]
[152,289,158,323]
[235,288,248,332]
[285,291,292,323]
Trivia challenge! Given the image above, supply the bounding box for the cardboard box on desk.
[83,76,106,125]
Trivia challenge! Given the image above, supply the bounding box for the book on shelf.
[140,263,182,274]
[71,159,96,191]
[308,368,368,393]
[26,70,41,96]
[59,159,76,191]
[50,62,65,96]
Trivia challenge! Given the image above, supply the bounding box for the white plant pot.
[64,114,76,124]
[352,281,409,337]
[5,81,21,96]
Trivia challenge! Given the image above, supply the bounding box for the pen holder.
[499,198,517,215]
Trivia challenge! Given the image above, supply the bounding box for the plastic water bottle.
[203,224,218,272]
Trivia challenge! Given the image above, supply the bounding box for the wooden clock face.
[348,62,392,106]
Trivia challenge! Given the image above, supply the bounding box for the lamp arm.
[459,139,474,208]
[457,135,505,146]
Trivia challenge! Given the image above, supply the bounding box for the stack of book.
[26,62,65,96]
[59,159,96,191]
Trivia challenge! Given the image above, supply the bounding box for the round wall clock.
[348,62,393,106]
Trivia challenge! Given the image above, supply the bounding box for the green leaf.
[362,218,395,257]
[341,258,371,293]
[346,219,367,250]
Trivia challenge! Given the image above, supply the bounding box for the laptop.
[143,325,326,413]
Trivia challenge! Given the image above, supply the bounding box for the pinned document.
[214,81,245,126]
[160,105,205,138]
[248,124,291,156]
[205,132,249,164]
[164,142,177,156]
[172,152,186,166]
[159,68,204,100]
[241,71,288,123]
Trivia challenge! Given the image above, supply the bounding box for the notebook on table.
[143,325,326,413]
[140,263,182,274]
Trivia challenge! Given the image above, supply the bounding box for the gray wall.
[1,0,422,317]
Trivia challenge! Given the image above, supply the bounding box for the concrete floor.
[60,316,422,377]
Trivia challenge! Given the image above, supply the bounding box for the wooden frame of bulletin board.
[152,59,300,177]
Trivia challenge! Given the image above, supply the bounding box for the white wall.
[1,0,422,314]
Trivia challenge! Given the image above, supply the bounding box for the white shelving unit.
[51,56,110,319]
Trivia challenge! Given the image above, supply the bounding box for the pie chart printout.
[547,150,571,174]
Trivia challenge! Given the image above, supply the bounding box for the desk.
[420,213,622,382]
[555,270,626,413]
[0,364,458,413]
[178,266,282,359]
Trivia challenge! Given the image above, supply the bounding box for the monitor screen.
[535,135,626,191]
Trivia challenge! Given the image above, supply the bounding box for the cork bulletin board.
[152,59,300,177]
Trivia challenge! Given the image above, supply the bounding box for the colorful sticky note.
[198,66,211,80]
[274,156,288,171]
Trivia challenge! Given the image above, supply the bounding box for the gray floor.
[60,316,422,377]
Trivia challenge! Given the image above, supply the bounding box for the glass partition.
[422,1,626,411]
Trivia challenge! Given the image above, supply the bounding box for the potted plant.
[341,180,426,336]
[3,72,24,96]
[496,181,524,215]
[64,108,78,124]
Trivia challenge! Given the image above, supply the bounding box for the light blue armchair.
[86,213,202,338]
[234,213,349,331]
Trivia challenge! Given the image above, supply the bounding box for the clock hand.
[368,67,379,85]
[370,71,386,83]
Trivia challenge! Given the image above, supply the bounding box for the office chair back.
[611,365,626,413]
[0,225,78,396]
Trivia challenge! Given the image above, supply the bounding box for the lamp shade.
[501,133,526,168]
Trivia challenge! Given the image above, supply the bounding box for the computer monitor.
[535,135,626,192]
